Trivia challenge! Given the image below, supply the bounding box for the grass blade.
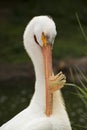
[75,12,87,42]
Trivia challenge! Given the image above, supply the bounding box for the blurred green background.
[0,0,87,63]
[0,0,87,130]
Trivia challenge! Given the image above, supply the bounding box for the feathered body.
[0,16,72,130]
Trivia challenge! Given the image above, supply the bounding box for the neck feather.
[24,38,46,109]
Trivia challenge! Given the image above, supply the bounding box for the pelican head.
[23,15,57,74]
[23,16,57,48]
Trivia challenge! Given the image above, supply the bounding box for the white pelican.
[0,16,72,130]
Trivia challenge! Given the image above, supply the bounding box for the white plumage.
[0,16,72,130]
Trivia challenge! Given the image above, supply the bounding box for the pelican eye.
[34,35,39,45]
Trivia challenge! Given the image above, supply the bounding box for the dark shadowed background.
[0,0,87,130]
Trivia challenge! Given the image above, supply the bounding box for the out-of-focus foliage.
[0,0,87,63]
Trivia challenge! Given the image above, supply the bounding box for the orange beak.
[41,44,53,116]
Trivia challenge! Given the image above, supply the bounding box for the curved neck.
[32,46,46,106]
[24,40,46,109]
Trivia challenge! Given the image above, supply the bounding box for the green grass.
[66,66,87,130]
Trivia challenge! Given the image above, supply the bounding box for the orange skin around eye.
[42,32,47,47]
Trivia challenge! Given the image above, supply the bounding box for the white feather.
[0,16,72,130]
